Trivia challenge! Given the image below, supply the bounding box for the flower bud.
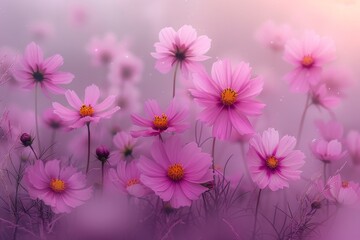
[96,145,110,163]
[20,133,33,147]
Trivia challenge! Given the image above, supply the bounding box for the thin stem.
[211,137,216,181]
[101,162,105,191]
[172,62,179,98]
[323,162,329,216]
[29,145,39,160]
[12,162,22,240]
[296,94,311,147]
[35,83,42,153]
[252,189,262,240]
[50,129,56,157]
[86,122,91,174]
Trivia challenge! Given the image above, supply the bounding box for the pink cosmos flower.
[14,42,74,94]
[86,33,123,66]
[190,59,265,140]
[346,130,360,165]
[52,84,120,128]
[107,83,141,116]
[310,84,341,110]
[311,139,346,163]
[108,131,140,165]
[283,31,336,92]
[151,25,211,76]
[108,52,143,85]
[315,119,343,141]
[108,160,150,197]
[323,174,360,205]
[130,98,188,138]
[25,159,93,213]
[28,21,55,41]
[255,20,293,51]
[247,128,305,191]
[137,136,213,208]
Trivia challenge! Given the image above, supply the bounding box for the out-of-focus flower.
[0,47,18,86]
[20,133,33,147]
[108,83,141,116]
[108,52,143,85]
[27,21,55,41]
[130,98,188,138]
[346,130,360,165]
[283,31,336,93]
[43,108,65,130]
[137,136,213,208]
[109,131,139,165]
[323,174,360,205]
[86,33,123,66]
[310,84,341,110]
[255,20,293,51]
[68,4,89,27]
[247,128,305,191]
[151,25,211,76]
[190,59,265,140]
[311,139,346,163]
[25,159,93,213]
[315,119,343,141]
[109,160,150,197]
[53,84,120,128]
[14,42,74,94]
[320,67,352,97]
[96,145,110,163]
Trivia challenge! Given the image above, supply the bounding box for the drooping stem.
[34,83,42,153]
[211,137,216,181]
[252,189,262,239]
[29,145,39,160]
[172,62,179,98]
[86,122,91,174]
[296,94,311,147]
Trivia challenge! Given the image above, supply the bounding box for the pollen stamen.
[301,55,314,68]
[221,88,237,106]
[79,105,94,117]
[342,180,349,188]
[153,113,168,131]
[167,163,184,182]
[126,178,140,187]
[50,178,65,193]
[266,156,279,169]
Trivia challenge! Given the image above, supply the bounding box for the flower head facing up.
[108,160,150,198]
[190,59,265,140]
[25,159,93,213]
[311,139,346,163]
[131,98,188,138]
[151,25,211,76]
[137,136,213,208]
[247,128,305,191]
[52,84,120,129]
[14,42,74,94]
[323,174,360,205]
[283,31,336,93]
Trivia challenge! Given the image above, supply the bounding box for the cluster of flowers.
[0,22,359,239]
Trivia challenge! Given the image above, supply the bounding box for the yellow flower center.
[50,178,65,193]
[266,156,279,169]
[221,88,237,106]
[126,178,140,187]
[342,180,349,188]
[79,104,94,117]
[167,163,184,182]
[301,55,314,68]
[153,113,168,130]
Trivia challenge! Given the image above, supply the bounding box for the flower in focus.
[14,42,74,94]
[25,159,93,213]
[346,130,360,165]
[86,33,123,66]
[247,128,305,191]
[130,98,188,138]
[283,31,336,92]
[108,52,143,85]
[190,59,265,140]
[255,20,293,51]
[315,119,343,141]
[137,136,213,208]
[311,139,346,163]
[109,131,139,165]
[151,25,211,76]
[52,84,120,128]
[109,160,150,197]
[323,174,360,205]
